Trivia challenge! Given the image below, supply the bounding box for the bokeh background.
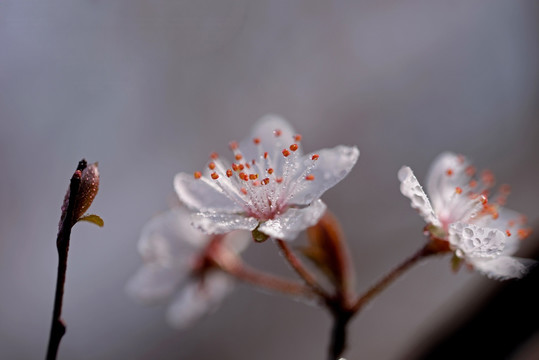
[1,1,538,359]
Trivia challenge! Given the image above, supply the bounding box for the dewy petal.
[258,199,327,240]
[425,152,471,214]
[398,166,441,226]
[174,172,242,213]
[471,256,530,280]
[138,208,208,266]
[191,212,259,234]
[166,272,234,329]
[291,145,359,205]
[448,222,505,259]
[473,207,524,256]
[238,114,299,167]
[126,264,185,304]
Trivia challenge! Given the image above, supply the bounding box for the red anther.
[208,162,216,170]
[455,187,463,194]
[508,220,516,228]
[518,228,532,239]
[249,174,258,180]
[252,180,260,186]
[238,164,245,170]
[305,174,315,181]
[240,187,248,195]
[253,137,261,144]
[282,149,290,157]
[267,168,274,174]
[239,172,247,181]
[276,177,283,183]
[194,171,202,179]
[294,134,302,142]
[264,152,268,159]
[446,168,454,176]
[469,179,477,188]
[274,129,282,137]
[465,166,476,176]
[229,141,238,150]
[210,152,219,159]
[500,184,511,194]
[311,154,319,160]
[262,178,270,185]
[506,230,512,237]
[290,144,298,152]
[211,172,219,180]
[245,163,251,169]
[226,169,233,177]
[252,159,256,165]
[232,163,239,171]
[480,196,488,205]
[492,212,499,220]
[481,170,495,185]
[235,154,243,161]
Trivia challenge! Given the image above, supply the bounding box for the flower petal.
[174,172,242,213]
[291,145,359,205]
[221,230,251,255]
[238,114,299,167]
[425,152,472,214]
[166,272,234,328]
[126,264,185,304]
[398,166,441,226]
[471,256,531,280]
[474,207,524,255]
[258,199,327,240]
[448,222,505,259]
[191,212,259,234]
[138,208,208,265]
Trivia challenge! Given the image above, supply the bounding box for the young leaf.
[78,214,104,227]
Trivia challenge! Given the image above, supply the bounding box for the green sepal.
[78,214,104,227]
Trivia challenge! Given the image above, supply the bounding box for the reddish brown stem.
[221,259,315,298]
[275,239,331,299]
[351,244,433,313]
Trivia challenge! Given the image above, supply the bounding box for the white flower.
[174,115,359,240]
[126,207,249,328]
[399,152,534,280]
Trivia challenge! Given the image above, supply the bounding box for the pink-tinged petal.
[166,272,234,329]
[448,222,505,259]
[191,212,259,234]
[126,264,185,304]
[291,145,359,205]
[258,199,327,240]
[174,172,242,213]
[398,166,441,226]
[138,208,208,266]
[238,114,299,167]
[471,256,532,280]
[425,152,472,214]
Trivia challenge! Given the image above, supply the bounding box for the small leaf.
[78,214,104,227]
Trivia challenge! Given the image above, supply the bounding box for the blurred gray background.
[1,1,538,359]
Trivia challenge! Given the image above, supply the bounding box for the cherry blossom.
[174,115,359,240]
[126,207,249,328]
[399,152,533,279]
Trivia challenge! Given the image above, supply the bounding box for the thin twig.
[46,161,85,360]
[222,258,315,298]
[275,239,331,300]
[351,244,433,313]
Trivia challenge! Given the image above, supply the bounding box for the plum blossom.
[126,207,249,328]
[174,115,359,240]
[399,152,534,280]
